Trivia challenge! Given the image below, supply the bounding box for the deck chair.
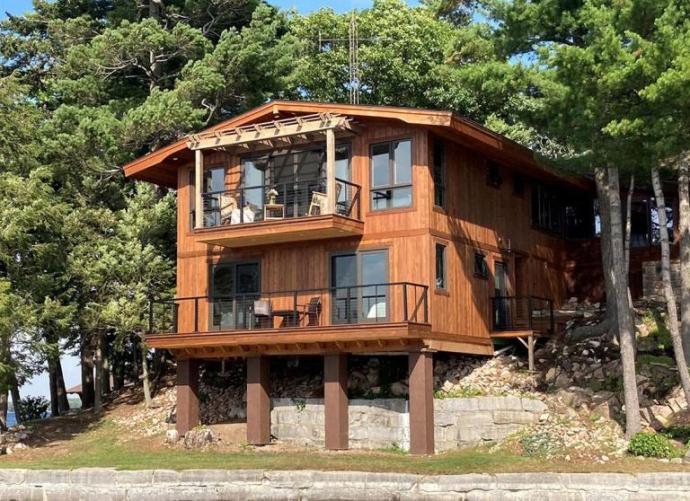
[304,297,322,326]
[308,183,342,216]
[253,299,272,328]
[219,194,238,225]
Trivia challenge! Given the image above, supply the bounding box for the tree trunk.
[0,388,8,432]
[55,357,70,414]
[625,174,635,278]
[679,155,690,363]
[94,330,104,413]
[80,332,95,409]
[601,166,641,437]
[10,377,21,424]
[140,336,153,408]
[652,166,690,406]
[48,357,59,417]
[595,171,618,333]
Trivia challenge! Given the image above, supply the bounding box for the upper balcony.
[196,177,362,248]
[189,113,364,247]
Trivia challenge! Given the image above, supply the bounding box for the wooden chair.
[308,184,342,216]
[304,297,321,326]
[219,194,238,225]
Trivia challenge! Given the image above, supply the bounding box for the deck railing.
[199,177,361,229]
[491,295,555,335]
[148,282,429,334]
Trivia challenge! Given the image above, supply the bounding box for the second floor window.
[370,139,412,210]
[433,140,446,208]
[436,243,447,290]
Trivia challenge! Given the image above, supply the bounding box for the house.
[123,101,670,454]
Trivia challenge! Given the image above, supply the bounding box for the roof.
[122,100,592,191]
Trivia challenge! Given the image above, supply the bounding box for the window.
[331,250,388,323]
[487,162,503,188]
[433,140,446,208]
[626,197,674,247]
[474,252,488,279]
[513,174,525,197]
[370,139,412,210]
[209,261,260,330]
[435,243,447,290]
[203,165,227,227]
[532,183,563,234]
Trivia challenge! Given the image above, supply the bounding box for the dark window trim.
[435,242,447,291]
[474,251,489,279]
[486,161,503,189]
[432,139,446,209]
[369,138,413,212]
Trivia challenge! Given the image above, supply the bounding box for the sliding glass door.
[331,250,388,324]
[210,261,260,330]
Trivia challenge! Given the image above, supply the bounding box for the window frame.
[435,243,447,291]
[474,251,489,279]
[369,139,413,211]
[432,139,447,209]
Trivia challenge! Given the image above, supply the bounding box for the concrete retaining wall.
[271,396,547,452]
[1,469,690,500]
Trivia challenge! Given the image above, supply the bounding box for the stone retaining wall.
[271,396,547,452]
[2,469,690,500]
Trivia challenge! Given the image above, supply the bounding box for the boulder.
[166,429,179,444]
[390,381,408,397]
[183,428,215,448]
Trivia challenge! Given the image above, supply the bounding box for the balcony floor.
[195,214,363,248]
[147,322,495,357]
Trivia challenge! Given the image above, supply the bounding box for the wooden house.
[123,101,668,454]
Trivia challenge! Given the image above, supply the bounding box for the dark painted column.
[176,358,200,436]
[247,356,271,445]
[408,350,434,455]
[324,353,349,450]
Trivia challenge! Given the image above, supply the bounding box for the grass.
[2,418,690,474]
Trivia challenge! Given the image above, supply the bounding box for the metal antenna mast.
[348,11,360,105]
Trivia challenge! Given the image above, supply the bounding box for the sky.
[0,0,405,20]
[0,0,418,398]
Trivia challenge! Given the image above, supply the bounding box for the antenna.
[349,11,360,105]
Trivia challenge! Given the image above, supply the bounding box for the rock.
[166,429,179,444]
[183,429,215,448]
[390,381,408,397]
[544,368,557,383]
[647,405,673,428]
[555,372,572,389]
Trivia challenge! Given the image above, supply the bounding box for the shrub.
[17,396,50,421]
[628,432,678,459]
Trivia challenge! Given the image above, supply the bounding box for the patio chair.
[219,193,238,225]
[304,297,322,326]
[308,183,342,216]
[253,299,272,328]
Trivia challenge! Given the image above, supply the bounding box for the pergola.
[189,113,356,229]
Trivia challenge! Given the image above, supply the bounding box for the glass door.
[210,262,260,330]
[203,166,226,227]
[493,261,510,330]
[331,250,388,324]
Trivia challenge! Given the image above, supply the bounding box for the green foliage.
[17,396,50,421]
[628,432,680,459]
[664,425,690,444]
[434,387,483,399]
[519,432,556,457]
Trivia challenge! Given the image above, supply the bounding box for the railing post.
[346,286,352,324]
[194,298,199,333]
[423,286,428,323]
[173,302,179,333]
[403,283,408,322]
[293,290,298,327]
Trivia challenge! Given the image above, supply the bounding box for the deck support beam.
[324,353,348,450]
[408,350,434,455]
[194,149,203,229]
[326,128,336,214]
[176,358,200,436]
[247,356,271,445]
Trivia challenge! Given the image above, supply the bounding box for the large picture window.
[370,139,412,210]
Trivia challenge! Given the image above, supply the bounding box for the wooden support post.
[409,351,434,455]
[194,149,203,229]
[324,353,348,450]
[247,356,270,445]
[326,128,336,214]
[176,358,200,436]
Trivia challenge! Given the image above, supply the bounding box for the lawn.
[1,416,689,474]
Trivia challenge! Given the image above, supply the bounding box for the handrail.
[148,282,429,334]
[490,295,555,335]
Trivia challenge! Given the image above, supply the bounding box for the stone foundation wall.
[643,260,681,299]
[4,469,690,500]
[271,396,546,452]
